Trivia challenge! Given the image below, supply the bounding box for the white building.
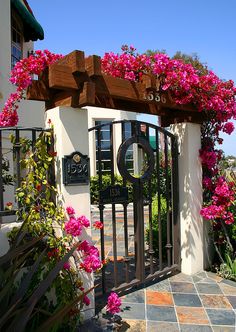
[0,0,137,182]
[0,0,45,127]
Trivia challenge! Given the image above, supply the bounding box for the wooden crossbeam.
[48,64,78,90]
[79,82,96,106]
[56,50,85,74]
[85,55,101,77]
[27,80,50,101]
[26,49,205,125]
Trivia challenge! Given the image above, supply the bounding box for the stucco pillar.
[171,123,203,275]
[45,106,94,319]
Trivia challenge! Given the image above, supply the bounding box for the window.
[95,121,112,174]
[11,13,23,68]
[123,122,134,172]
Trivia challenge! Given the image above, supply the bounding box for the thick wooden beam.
[27,80,50,101]
[85,55,102,77]
[94,75,145,101]
[56,50,85,74]
[48,64,78,90]
[160,111,205,127]
[78,82,96,106]
[25,49,203,124]
[142,73,158,90]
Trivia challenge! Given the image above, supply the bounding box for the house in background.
[0,0,137,204]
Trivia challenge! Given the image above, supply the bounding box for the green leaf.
[10,243,78,332]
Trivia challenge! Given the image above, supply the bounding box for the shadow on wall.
[175,123,214,272]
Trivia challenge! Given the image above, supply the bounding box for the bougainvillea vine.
[1,46,236,228]
[0,50,62,126]
[102,45,236,226]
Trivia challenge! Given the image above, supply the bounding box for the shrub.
[0,227,83,332]
[90,174,133,204]
[146,195,167,257]
[5,131,98,331]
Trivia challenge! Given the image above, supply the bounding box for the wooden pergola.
[27,50,206,126]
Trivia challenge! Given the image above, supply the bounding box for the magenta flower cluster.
[78,240,102,273]
[64,206,90,237]
[0,50,62,126]
[106,292,122,315]
[102,46,236,127]
[201,177,235,225]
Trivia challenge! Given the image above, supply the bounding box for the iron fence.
[0,127,52,222]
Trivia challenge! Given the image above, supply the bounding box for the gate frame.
[44,105,204,318]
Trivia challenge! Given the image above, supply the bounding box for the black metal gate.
[89,120,180,295]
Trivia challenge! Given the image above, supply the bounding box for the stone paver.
[88,271,236,331]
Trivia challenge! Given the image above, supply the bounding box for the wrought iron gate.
[89,120,180,295]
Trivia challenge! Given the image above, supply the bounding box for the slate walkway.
[86,206,236,331]
[81,271,236,331]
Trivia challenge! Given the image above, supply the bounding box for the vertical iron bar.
[0,131,4,224]
[48,131,56,202]
[110,123,118,288]
[164,133,171,267]
[156,130,162,271]
[122,122,130,283]
[32,130,36,151]
[134,182,145,281]
[146,125,154,275]
[131,121,139,278]
[172,136,180,266]
[14,129,21,190]
[97,127,106,293]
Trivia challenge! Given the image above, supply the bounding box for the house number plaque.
[63,151,90,185]
[100,185,128,204]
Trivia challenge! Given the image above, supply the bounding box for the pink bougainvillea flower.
[65,217,82,237]
[222,122,234,135]
[77,215,90,228]
[63,261,70,270]
[78,240,91,252]
[66,206,75,216]
[93,221,103,229]
[83,295,90,306]
[106,292,122,315]
[0,50,62,126]
[80,254,102,273]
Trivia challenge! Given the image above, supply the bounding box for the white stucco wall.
[171,123,204,275]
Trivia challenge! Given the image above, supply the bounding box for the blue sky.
[29,0,236,156]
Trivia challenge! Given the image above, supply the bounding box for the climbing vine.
[7,128,121,328]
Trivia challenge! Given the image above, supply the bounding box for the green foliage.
[6,131,90,331]
[2,156,13,189]
[146,195,167,256]
[90,174,133,204]
[0,227,82,332]
[217,254,236,282]
[172,51,208,75]
[145,49,208,76]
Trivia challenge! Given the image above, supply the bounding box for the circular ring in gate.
[117,136,155,184]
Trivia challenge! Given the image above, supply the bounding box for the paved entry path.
[81,271,236,331]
